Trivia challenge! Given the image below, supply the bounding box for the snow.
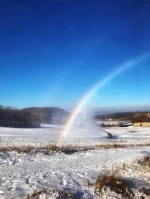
[0,125,150,198]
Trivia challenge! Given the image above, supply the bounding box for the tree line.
[0,106,68,128]
[0,106,36,127]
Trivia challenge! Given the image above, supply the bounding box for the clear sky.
[0,0,150,111]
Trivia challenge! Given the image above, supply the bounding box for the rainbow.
[59,53,150,142]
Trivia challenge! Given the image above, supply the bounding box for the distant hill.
[95,111,134,121]
[0,106,69,128]
[95,111,150,122]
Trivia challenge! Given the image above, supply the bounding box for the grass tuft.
[94,167,134,198]
[138,155,150,167]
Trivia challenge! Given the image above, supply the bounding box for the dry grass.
[0,144,35,153]
[94,167,135,198]
[0,142,150,155]
[0,144,59,154]
[132,155,150,174]
[138,155,150,167]
[25,188,75,199]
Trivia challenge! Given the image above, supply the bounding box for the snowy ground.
[0,125,150,198]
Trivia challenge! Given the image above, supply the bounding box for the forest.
[0,106,68,128]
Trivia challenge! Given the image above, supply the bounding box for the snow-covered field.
[0,125,150,198]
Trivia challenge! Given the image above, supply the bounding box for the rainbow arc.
[59,53,150,142]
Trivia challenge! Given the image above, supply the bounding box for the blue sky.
[0,0,150,111]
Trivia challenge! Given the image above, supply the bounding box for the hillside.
[95,111,134,121]
[0,106,69,128]
[95,111,150,123]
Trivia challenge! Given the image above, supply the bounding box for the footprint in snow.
[25,178,29,184]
